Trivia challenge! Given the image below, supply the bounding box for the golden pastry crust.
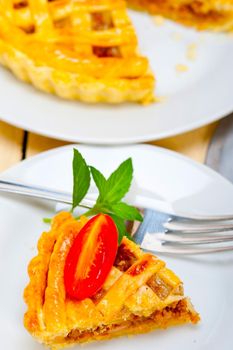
[128,0,233,31]
[24,212,200,349]
[0,0,155,104]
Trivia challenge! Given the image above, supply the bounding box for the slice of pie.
[128,0,233,31]
[24,212,199,349]
[0,0,155,103]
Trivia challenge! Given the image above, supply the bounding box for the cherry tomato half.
[64,214,118,300]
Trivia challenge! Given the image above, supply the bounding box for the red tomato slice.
[64,213,118,300]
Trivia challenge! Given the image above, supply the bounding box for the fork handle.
[1,179,233,221]
[0,179,172,214]
[0,179,94,209]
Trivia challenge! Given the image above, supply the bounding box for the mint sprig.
[109,214,132,244]
[72,149,143,243]
[97,158,133,204]
[89,166,107,201]
[72,149,91,210]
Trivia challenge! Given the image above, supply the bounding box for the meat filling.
[114,243,137,271]
[91,12,114,31]
[65,299,197,342]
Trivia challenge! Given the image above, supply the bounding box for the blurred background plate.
[0,11,233,144]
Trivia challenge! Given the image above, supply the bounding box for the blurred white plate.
[0,12,233,144]
[0,144,233,350]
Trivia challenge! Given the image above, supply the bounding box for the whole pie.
[24,212,200,349]
[0,1,232,104]
[0,0,155,104]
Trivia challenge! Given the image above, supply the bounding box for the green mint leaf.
[90,166,107,201]
[110,214,131,244]
[72,148,91,210]
[43,217,52,224]
[103,158,133,204]
[70,150,142,245]
[110,202,143,222]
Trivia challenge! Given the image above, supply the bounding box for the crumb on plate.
[171,32,183,41]
[186,43,197,61]
[175,64,189,73]
[155,95,167,103]
[152,15,165,26]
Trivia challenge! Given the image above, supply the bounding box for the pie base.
[39,299,199,349]
[0,41,154,104]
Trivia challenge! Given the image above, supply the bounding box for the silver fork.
[1,179,233,255]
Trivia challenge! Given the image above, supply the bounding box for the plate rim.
[1,104,233,145]
[2,143,233,191]
[1,145,233,350]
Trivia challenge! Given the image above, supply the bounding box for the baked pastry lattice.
[24,212,200,349]
[128,0,233,31]
[0,0,155,103]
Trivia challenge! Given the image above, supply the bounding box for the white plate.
[1,12,233,144]
[0,144,233,350]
